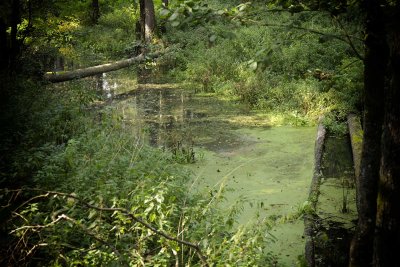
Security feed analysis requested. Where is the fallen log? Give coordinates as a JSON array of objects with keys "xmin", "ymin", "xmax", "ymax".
[
  {"xmin": 347, "ymin": 114, "xmax": 363, "ymax": 181},
  {"xmin": 44, "ymin": 53, "xmax": 157, "ymax": 83},
  {"xmin": 304, "ymin": 118, "xmax": 326, "ymax": 267}
]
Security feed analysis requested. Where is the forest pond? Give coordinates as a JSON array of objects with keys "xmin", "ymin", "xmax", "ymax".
[{"xmin": 103, "ymin": 79, "xmax": 316, "ymax": 266}]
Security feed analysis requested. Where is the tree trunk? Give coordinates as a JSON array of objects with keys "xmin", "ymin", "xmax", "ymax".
[
  {"xmin": 140, "ymin": 0, "xmax": 156, "ymax": 43},
  {"xmin": 373, "ymin": 10, "xmax": 400, "ymax": 266},
  {"xmin": 44, "ymin": 54, "xmax": 151, "ymax": 83},
  {"xmin": 349, "ymin": 0, "xmax": 388, "ymax": 266},
  {"xmin": 91, "ymin": 0, "xmax": 100, "ymax": 24},
  {"xmin": 10, "ymin": 0, "xmax": 21, "ymax": 71},
  {"xmin": 0, "ymin": 18, "xmax": 8, "ymax": 71}
]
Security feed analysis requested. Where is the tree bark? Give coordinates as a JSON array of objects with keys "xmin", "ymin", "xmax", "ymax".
[
  {"xmin": 348, "ymin": 114, "xmax": 363, "ymax": 181},
  {"xmin": 44, "ymin": 54, "xmax": 151, "ymax": 83},
  {"xmin": 140, "ymin": 0, "xmax": 156, "ymax": 43},
  {"xmin": 349, "ymin": 0, "xmax": 388, "ymax": 266},
  {"xmin": 373, "ymin": 9, "xmax": 400, "ymax": 266}
]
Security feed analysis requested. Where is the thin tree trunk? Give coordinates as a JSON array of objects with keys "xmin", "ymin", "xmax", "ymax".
[
  {"xmin": 10, "ymin": 0, "xmax": 21, "ymax": 71},
  {"xmin": 91, "ymin": 0, "xmax": 100, "ymax": 24},
  {"xmin": 349, "ymin": 0, "xmax": 388, "ymax": 266},
  {"xmin": 140, "ymin": 0, "xmax": 156, "ymax": 43},
  {"xmin": 373, "ymin": 12, "xmax": 400, "ymax": 266},
  {"xmin": 0, "ymin": 18, "xmax": 8, "ymax": 71}
]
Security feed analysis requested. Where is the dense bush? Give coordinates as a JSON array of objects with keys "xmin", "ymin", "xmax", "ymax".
[{"xmin": 161, "ymin": 7, "xmax": 363, "ymax": 126}]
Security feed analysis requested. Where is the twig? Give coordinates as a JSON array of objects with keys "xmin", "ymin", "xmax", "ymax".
[
  {"xmin": 333, "ymin": 16, "xmax": 364, "ymax": 60},
  {"xmin": 59, "ymin": 214, "xmax": 126, "ymax": 264},
  {"xmin": 3, "ymin": 188, "xmax": 209, "ymax": 266},
  {"xmin": 10, "ymin": 215, "xmax": 65, "ymax": 234},
  {"xmin": 245, "ymin": 19, "xmax": 363, "ymax": 44}
]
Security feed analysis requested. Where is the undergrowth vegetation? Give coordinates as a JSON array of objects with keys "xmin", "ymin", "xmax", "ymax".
[
  {"xmin": 1, "ymin": 0, "xmax": 365, "ymax": 265},
  {"xmin": 0, "ymin": 79, "xmax": 276, "ymax": 266},
  {"xmin": 160, "ymin": 3, "xmax": 363, "ymax": 130}
]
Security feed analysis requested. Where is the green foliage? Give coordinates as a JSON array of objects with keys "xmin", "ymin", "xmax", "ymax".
[
  {"xmin": 1, "ymin": 0, "xmax": 367, "ymax": 265},
  {"xmin": 1, "ymin": 75, "xmax": 277, "ymax": 266},
  {"xmin": 160, "ymin": 5, "xmax": 362, "ymax": 125}
]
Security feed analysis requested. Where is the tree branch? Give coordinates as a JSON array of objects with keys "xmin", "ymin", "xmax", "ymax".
[
  {"xmin": 4, "ymin": 188, "xmax": 209, "ymax": 266},
  {"xmin": 333, "ymin": 16, "xmax": 364, "ymax": 60},
  {"xmin": 245, "ymin": 19, "xmax": 363, "ymax": 45}
]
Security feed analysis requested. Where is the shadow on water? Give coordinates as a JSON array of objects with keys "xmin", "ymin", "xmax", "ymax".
[
  {"xmin": 314, "ymin": 135, "xmax": 357, "ymax": 267},
  {"xmin": 322, "ymin": 136, "xmax": 354, "ymax": 180},
  {"xmin": 313, "ymin": 220, "xmax": 354, "ymax": 267}
]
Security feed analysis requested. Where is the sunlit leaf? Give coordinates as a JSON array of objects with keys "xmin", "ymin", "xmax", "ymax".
[
  {"xmin": 171, "ymin": 21, "xmax": 180, "ymax": 27},
  {"xmin": 88, "ymin": 210, "xmax": 97, "ymax": 219},
  {"xmin": 169, "ymin": 12, "xmax": 179, "ymax": 21},
  {"xmin": 209, "ymin": 34, "xmax": 217, "ymax": 42},
  {"xmin": 159, "ymin": 9, "xmax": 170, "ymax": 17},
  {"xmin": 249, "ymin": 61, "xmax": 258, "ymax": 71}
]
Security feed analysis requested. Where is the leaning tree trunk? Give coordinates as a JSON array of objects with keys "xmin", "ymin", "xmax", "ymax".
[
  {"xmin": 373, "ymin": 11, "xmax": 400, "ymax": 266},
  {"xmin": 349, "ymin": 0, "xmax": 388, "ymax": 266}
]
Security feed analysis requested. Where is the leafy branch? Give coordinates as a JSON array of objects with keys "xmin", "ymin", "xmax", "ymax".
[
  {"xmin": 4, "ymin": 188, "xmax": 210, "ymax": 266},
  {"xmin": 332, "ymin": 15, "xmax": 364, "ymax": 60}
]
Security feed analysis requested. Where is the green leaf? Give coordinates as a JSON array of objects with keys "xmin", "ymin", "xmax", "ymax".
[
  {"xmin": 171, "ymin": 21, "xmax": 180, "ymax": 27},
  {"xmin": 88, "ymin": 210, "xmax": 97, "ymax": 220},
  {"xmin": 209, "ymin": 34, "xmax": 217, "ymax": 42},
  {"xmin": 249, "ymin": 61, "xmax": 258, "ymax": 71},
  {"xmin": 255, "ymin": 49, "xmax": 266, "ymax": 57},
  {"xmin": 169, "ymin": 12, "xmax": 179, "ymax": 21},
  {"xmin": 160, "ymin": 9, "xmax": 170, "ymax": 17},
  {"xmin": 149, "ymin": 213, "xmax": 156, "ymax": 222},
  {"xmin": 88, "ymin": 221, "xmax": 97, "ymax": 229}
]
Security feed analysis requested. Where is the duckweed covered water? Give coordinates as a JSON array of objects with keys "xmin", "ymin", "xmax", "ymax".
[{"xmin": 107, "ymin": 83, "xmax": 316, "ymax": 266}]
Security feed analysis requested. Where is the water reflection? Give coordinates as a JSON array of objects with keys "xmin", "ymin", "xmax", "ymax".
[
  {"xmin": 95, "ymin": 73, "xmax": 116, "ymax": 100},
  {"xmin": 109, "ymin": 86, "xmax": 202, "ymax": 162}
]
